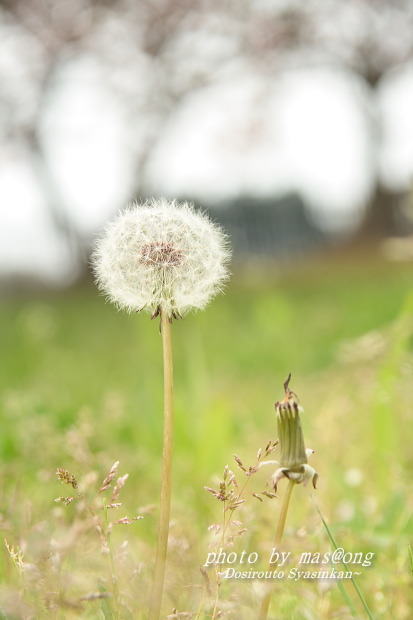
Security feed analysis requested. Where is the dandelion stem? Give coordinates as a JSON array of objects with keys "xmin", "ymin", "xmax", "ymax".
[
  {"xmin": 149, "ymin": 310, "xmax": 174, "ymax": 619},
  {"xmin": 258, "ymin": 479, "xmax": 295, "ymax": 620}
]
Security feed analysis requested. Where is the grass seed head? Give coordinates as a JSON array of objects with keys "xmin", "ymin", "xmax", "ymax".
[
  {"xmin": 56, "ymin": 468, "xmax": 78, "ymax": 489},
  {"xmin": 4, "ymin": 540, "xmax": 25, "ymax": 576},
  {"xmin": 98, "ymin": 460, "xmax": 119, "ymax": 494}
]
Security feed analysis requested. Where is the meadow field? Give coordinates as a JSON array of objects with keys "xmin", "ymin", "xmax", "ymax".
[{"xmin": 1, "ymin": 253, "xmax": 413, "ymax": 619}]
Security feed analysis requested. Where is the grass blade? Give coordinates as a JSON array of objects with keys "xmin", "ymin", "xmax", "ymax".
[
  {"xmin": 310, "ymin": 493, "xmax": 374, "ymax": 620},
  {"xmin": 408, "ymin": 544, "xmax": 413, "ymax": 579}
]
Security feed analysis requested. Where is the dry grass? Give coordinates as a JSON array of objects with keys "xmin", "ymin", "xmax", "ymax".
[{"xmin": 1, "ymin": 256, "xmax": 413, "ymax": 618}]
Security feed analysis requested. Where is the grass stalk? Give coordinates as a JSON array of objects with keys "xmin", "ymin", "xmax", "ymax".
[
  {"xmin": 149, "ymin": 311, "xmax": 174, "ymax": 619},
  {"xmin": 211, "ymin": 496, "xmax": 228, "ymax": 619},
  {"xmin": 408, "ymin": 544, "xmax": 413, "ymax": 580},
  {"xmin": 310, "ymin": 493, "xmax": 374, "ymax": 619},
  {"xmin": 103, "ymin": 498, "xmax": 119, "ymax": 620},
  {"xmin": 258, "ymin": 479, "xmax": 295, "ymax": 620}
]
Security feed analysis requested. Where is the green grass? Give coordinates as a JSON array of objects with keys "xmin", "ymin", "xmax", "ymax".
[{"xmin": 1, "ymin": 254, "xmax": 413, "ymax": 618}]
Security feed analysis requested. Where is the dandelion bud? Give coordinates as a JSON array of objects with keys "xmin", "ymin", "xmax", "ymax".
[
  {"xmin": 92, "ymin": 198, "xmax": 231, "ymax": 318},
  {"xmin": 272, "ymin": 374, "xmax": 318, "ymax": 492}
]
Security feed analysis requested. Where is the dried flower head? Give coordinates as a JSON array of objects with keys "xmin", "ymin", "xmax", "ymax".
[
  {"xmin": 56, "ymin": 468, "xmax": 78, "ymax": 489},
  {"xmin": 5, "ymin": 540, "xmax": 25, "ymax": 576},
  {"xmin": 272, "ymin": 374, "xmax": 318, "ymax": 492},
  {"xmin": 92, "ymin": 199, "xmax": 231, "ymax": 318}
]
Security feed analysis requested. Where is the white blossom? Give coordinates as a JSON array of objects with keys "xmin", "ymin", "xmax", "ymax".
[{"xmin": 92, "ymin": 198, "xmax": 231, "ymax": 317}]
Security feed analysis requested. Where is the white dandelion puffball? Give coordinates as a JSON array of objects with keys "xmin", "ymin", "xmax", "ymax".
[{"xmin": 92, "ymin": 199, "xmax": 231, "ymax": 317}]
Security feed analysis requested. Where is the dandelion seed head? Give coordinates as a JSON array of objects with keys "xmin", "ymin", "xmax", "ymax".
[{"xmin": 92, "ymin": 198, "xmax": 231, "ymax": 317}]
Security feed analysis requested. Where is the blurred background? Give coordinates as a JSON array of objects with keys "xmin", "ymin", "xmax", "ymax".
[
  {"xmin": 2, "ymin": 0, "xmax": 413, "ymax": 287},
  {"xmin": 2, "ymin": 2, "xmax": 413, "ymax": 617}
]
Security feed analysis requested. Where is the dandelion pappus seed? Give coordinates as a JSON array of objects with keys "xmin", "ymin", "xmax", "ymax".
[
  {"xmin": 140, "ymin": 241, "xmax": 184, "ymax": 268},
  {"xmin": 91, "ymin": 198, "xmax": 231, "ymax": 319}
]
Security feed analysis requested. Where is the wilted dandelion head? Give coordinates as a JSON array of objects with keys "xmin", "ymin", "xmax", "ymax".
[
  {"xmin": 272, "ymin": 374, "xmax": 318, "ymax": 492},
  {"xmin": 92, "ymin": 198, "xmax": 231, "ymax": 318}
]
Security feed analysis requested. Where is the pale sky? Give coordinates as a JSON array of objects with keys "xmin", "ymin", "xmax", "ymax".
[
  {"xmin": 144, "ymin": 66, "xmax": 375, "ymax": 233},
  {"xmin": 379, "ymin": 62, "xmax": 413, "ymax": 191},
  {"xmin": 2, "ymin": 57, "xmax": 413, "ymax": 282}
]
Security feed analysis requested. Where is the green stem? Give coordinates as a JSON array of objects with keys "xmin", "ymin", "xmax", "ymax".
[
  {"xmin": 311, "ymin": 494, "xmax": 374, "ymax": 620},
  {"xmin": 211, "ymin": 473, "xmax": 254, "ymax": 617},
  {"xmin": 149, "ymin": 311, "xmax": 174, "ymax": 620},
  {"xmin": 211, "ymin": 499, "xmax": 227, "ymax": 619},
  {"xmin": 103, "ymin": 498, "xmax": 119, "ymax": 619},
  {"xmin": 258, "ymin": 479, "xmax": 295, "ymax": 620}
]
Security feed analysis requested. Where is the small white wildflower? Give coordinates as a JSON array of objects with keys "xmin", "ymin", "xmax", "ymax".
[{"xmin": 92, "ymin": 198, "xmax": 231, "ymax": 318}]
